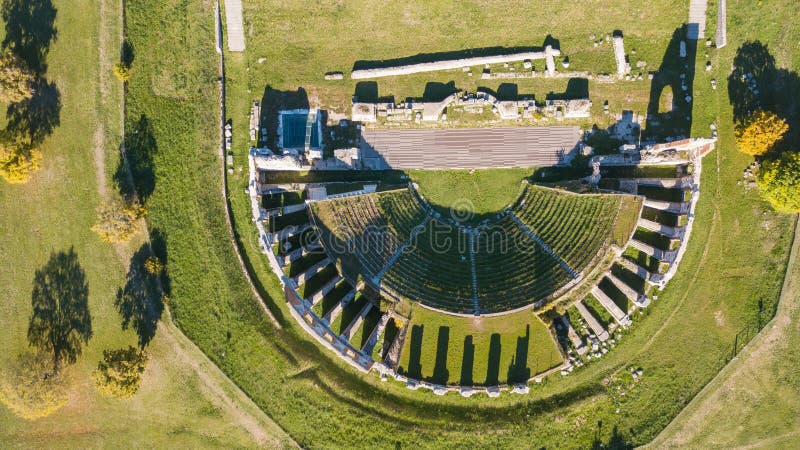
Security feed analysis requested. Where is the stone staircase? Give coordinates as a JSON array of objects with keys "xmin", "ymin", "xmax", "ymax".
[
  {"xmin": 591, "ymin": 286, "xmax": 632, "ymax": 327},
  {"xmin": 575, "ymin": 301, "xmax": 609, "ymax": 342},
  {"xmin": 341, "ymin": 301, "xmax": 373, "ymax": 341}
]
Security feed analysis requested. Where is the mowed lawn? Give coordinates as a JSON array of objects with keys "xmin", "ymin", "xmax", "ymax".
[
  {"xmin": 398, "ymin": 307, "xmax": 563, "ymax": 385},
  {"xmin": 239, "ymin": 0, "xmax": 689, "ymax": 128},
  {"xmin": 0, "ymin": 0, "xmax": 289, "ymax": 447},
  {"xmin": 409, "ymin": 168, "xmax": 530, "ymax": 220}
]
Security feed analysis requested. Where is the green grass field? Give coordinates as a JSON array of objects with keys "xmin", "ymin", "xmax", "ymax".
[
  {"xmin": 409, "ymin": 168, "xmax": 530, "ymax": 220},
  {"xmin": 0, "ymin": 0, "xmax": 290, "ymax": 447},
  {"xmin": 110, "ymin": 0, "xmax": 800, "ymax": 447},
  {"xmin": 238, "ymin": 0, "xmax": 689, "ymax": 130},
  {"xmin": 398, "ymin": 306, "xmax": 563, "ymax": 385}
]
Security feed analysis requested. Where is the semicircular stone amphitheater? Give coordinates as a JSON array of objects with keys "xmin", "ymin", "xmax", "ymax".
[
  {"xmin": 250, "ymin": 142, "xmax": 712, "ymax": 391},
  {"xmin": 310, "ymin": 184, "xmax": 639, "ymax": 315}
]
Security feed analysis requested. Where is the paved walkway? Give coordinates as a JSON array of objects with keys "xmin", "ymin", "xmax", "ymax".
[
  {"xmin": 687, "ymin": 0, "xmax": 708, "ymax": 40},
  {"xmin": 224, "ymin": 0, "xmax": 245, "ymax": 51},
  {"xmin": 359, "ymin": 126, "xmax": 581, "ymax": 169}
]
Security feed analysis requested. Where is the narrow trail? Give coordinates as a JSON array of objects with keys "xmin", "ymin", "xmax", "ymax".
[
  {"xmin": 159, "ymin": 309, "xmax": 296, "ymax": 447},
  {"xmin": 93, "ymin": 0, "xmax": 110, "ymax": 200}
]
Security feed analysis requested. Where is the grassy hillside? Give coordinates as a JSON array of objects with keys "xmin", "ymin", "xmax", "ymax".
[
  {"xmin": 0, "ymin": 0, "xmax": 289, "ymax": 446},
  {"xmin": 120, "ymin": 0, "xmax": 800, "ymax": 448}
]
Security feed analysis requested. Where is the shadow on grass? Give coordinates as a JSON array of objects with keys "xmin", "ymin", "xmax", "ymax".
[
  {"xmin": 406, "ymin": 324, "xmax": 424, "ymax": 380},
  {"xmin": 430, "ymin": 326, "xmax": 449, "ymax": 384},
  {"xmin": 728, "ymin": 40, "xmax": 800, "ymax": 150},
  {"xmin": 116, "ymin": 114, "xmax": 157, "ymax": 204},
  {"xmin": 1, "ymin": 0, "xmax": 57, "ymax": 73},
  {"xmin": 506, "ymin": 325, "xmax": 530, "ymax": 384},
  {"xmin": 5, "ymin": 77, "xmax": 61, "ymax": 146},
  {"xmin": 644, "ymin": 25, "xmax": 697, "ymax": 142},
  {"xmin": 591, "ymin": 423, "xmax": 632, "ymax": 450},
  {"xmin": 115, "ymin": 244, "xmax": 165, "ymax": 348},
  {"xmin": 459, "ymin": 335, "xmax": 474, "ymax": 386},
  {"xmin": 1, "ymin": 0, "xmax": 61, "ymax": 150},
  {"xmin": 485, "ymin": 333, "xmax": 501, "ymax": 385},
  {"xmin": 27, "ymin": 247, "xmax": 92, "ymax": 371}
]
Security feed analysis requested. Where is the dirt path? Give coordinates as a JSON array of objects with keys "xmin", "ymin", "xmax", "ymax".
[
  {"xmin": 93, "ymin": 0, "xmax": 110, "ymax": 200},
  {"xmin": 96, "ymin": 0, "xmax": 293, "ymax": 444},
  {"xmin": 159, "ymin": 310, "xmax": 297, "ymax": 447}
]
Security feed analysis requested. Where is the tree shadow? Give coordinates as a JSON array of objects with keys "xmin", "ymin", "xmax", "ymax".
[
  {"xmin": 728, "ymin": 41, "xmax": 800, "ymax": 150},
  {"xmin": 644, "ymin": 26, "xmax": 697, "ymax": 142},
  {"xmin": 430, "ymin": 326, "xmax": 449, "ymax": 384},
  {"xmin": 485, "ymin": 333, "xmax": 501, "ymax": 385},
  {"xmin": 5, "ymin": 77, "xmax": 61, "ymax": 146},
  {"xmin": 115, "ymin": 114, "xmax": 157, "ymax": 203},
  {"xmin": 405, "ymin": 324, "xmax": 424, "ymax": 380},
  {"xmin": 149, "ymin": 228, "xmax": 171, "ymax": 296},
  {"xmin": 120, "ymin": 39, "xmax": 134, "ymax": 67},
  {"xmin": 506, "ymin": 325, "xmax": 530, "ymax": 383},
  {"xmin": 459, "ymin": 335, "xmax": 474, "ymax": 386},
  {"xmin": 1, "ymin": 0, "xmax": 57, "ymax": 73},
  {"xmin": 115, "ymin": 244, "xmax": 165, "ymax": 348},
  {"xmin": 27, "ymin": 247, "xmax": 92, "ymax": 371}
]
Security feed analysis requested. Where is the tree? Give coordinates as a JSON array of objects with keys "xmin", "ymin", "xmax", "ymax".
[
  {"xmin": 0, "ymin": 51, "xmax": 34, "ymax": 103},
  {"xmin": 0, "ymin": 352, "xmax": 68, "ymax": 420},
  {"xmin": 735, "ymin": 110, "xmax": 789, "ymax": 156},
  {"xmin": 143, "ymin": 256, "xmax": 164, "ymax": 275},
  {"xmin": 0, "ymin": 139, "xmax": 41, "ymax": 183},
  {"xmin": 112, "ymin": 62, "xmax": 130, "ymax": 82},
  {"xmin": 757, "ymin": 151, "xmax": 800, "ymax": 213},
  {"xmin": 92, "ymin": 346, "xmax": 148, "ymax": 399},
  {"xmin": 28, "ymin": 247, "xmax": 93, "ymax": 371},
  {"xmin": 91, "ymin": 200, "xmax": 146, "ymax": 243}
]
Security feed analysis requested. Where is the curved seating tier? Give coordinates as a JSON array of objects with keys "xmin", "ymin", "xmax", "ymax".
[
  {"xmin": 473, "ymin": 217, "xmax": 572, "ymax": 312},
  {"xmin": 313, "ymin": 190, "xmax": 427, "ymax": 280},
  {"xmin": 514, "ymin": 185, "xmax": 620, "ymax": 274},
  {"xmin": 313, "ymin": 185, "xmax": 626, "ymax": 315},
  {"xmin": 383, "ymin": 220, "xmax": 475, "ymax": 313}
]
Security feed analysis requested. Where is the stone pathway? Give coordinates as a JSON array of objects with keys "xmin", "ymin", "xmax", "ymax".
[
  {"xmin": 224, "ymin": 0, "xmax": 245, "ymax": 51},
  {"xmin": 687, "ymin": 0, "xmax": 708, "ymax": 40}
]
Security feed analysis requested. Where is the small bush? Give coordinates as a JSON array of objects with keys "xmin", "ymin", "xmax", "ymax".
[
  {"xmin": 0, "ymin": 52, "xmax": 35, "ymax": 103},
  {"xmin": 143, "ymin": 256, "xmax": 164, "ymax": 275},
  {"xmin": 757, "ymin": 151, "xmax": 800, "ymax": 213},
  {"xmin": 0, "ymin": 144, "xmax": 41, "ymax": 184},
  {"xmin": 91, "ymin": 200, "xmax": 147, "ymax": 243},
  {"xmin": 113, "ymin": 62, "xmax": 131, "ymax": 82},
  {"xmin": 93, "ymin": 346, "xmax": 148, "ymax": 399},
  {"xmin": 0, "ymin": 352, "xmax": 68, "ymax": 420}
]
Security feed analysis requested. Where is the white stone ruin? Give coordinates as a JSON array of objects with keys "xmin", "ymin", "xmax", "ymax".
[
  {"xmin": 612, "ymin": 35, "xmax": 630, "ymax": 77},
  {"xmin": 544, "ymin": 45, "xmax": 557, "ymax": 77}
]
